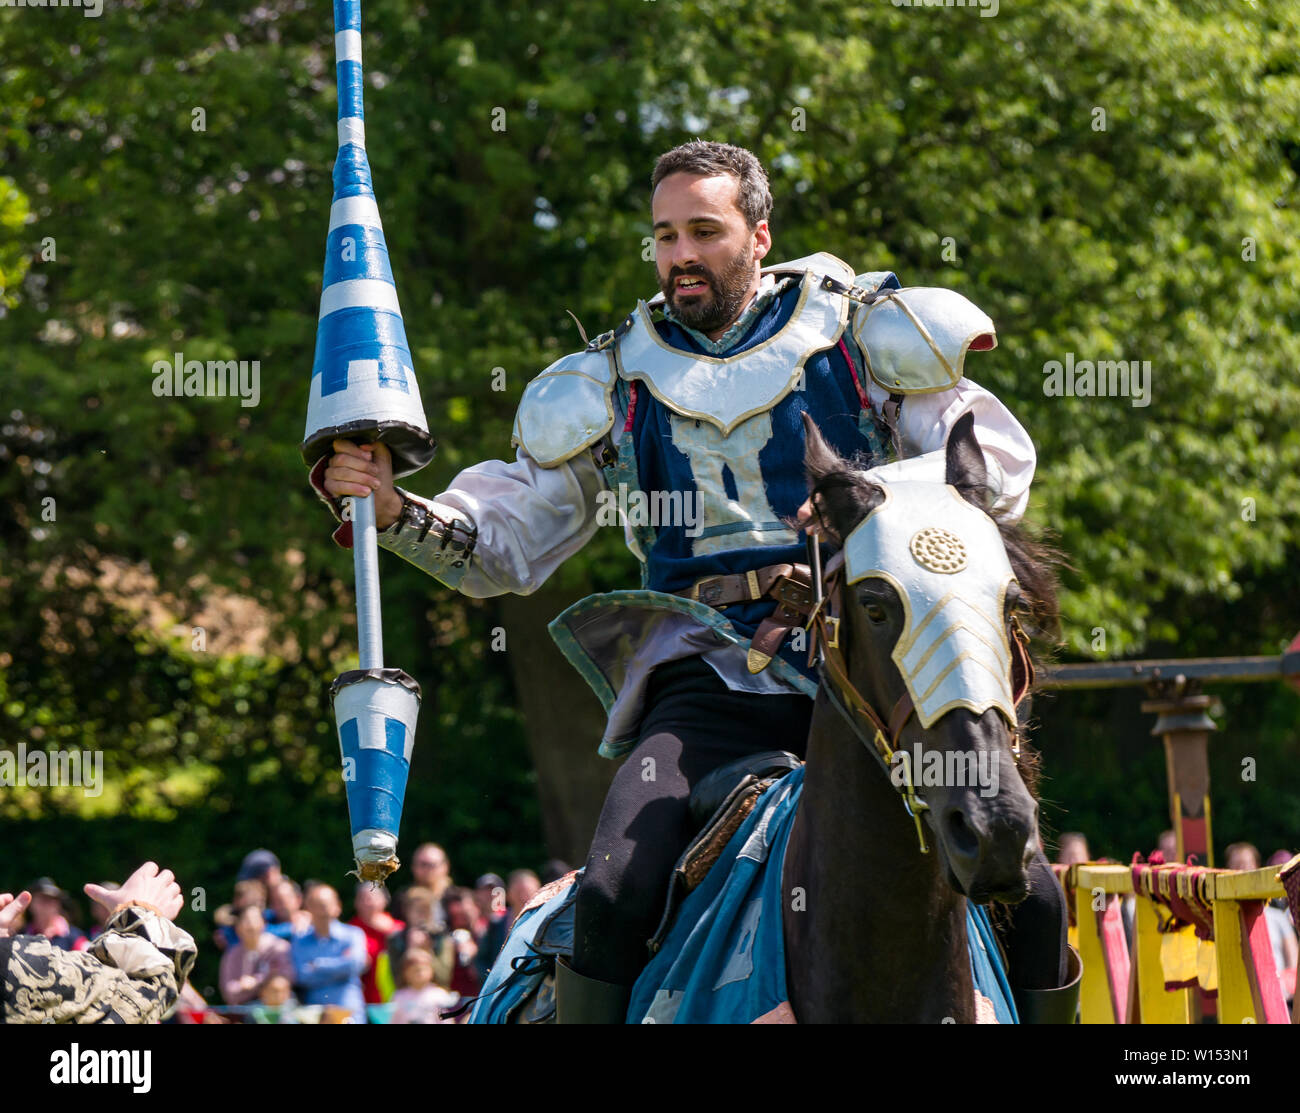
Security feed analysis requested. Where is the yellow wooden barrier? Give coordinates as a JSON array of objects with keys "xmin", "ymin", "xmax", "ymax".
[
  {"xmin": 1204, "ymin": 864, "xmax": 1292, "ymax": 1024},
  {"xmin": 1062, "ymin": 860, "xmax": 1293, "ymax": 1024}
]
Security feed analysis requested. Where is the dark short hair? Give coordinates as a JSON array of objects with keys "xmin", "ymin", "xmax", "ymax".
[{"xmin": 651, "ymin": 140, "xmax": 773, "ymax": 230}]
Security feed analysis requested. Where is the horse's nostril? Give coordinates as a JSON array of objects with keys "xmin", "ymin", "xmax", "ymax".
[{"xmin": 944, "ymin": 808, "xmax": 980, "ymax": 860}]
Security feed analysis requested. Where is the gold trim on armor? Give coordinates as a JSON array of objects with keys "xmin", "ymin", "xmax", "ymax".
[{"xmin": 619, "ymin": 266, "xmax": 852, "ymax": 436}]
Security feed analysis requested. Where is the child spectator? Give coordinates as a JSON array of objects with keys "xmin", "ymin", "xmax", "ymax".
[{"xmin": 388, "ymin": 948, "xmax": 458, "ymax": 1024}]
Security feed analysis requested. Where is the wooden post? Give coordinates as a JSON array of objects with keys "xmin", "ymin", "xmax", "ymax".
[
  {"xmin": 1075, "ymin": 865, "xmax": 1132, "ymax": 1023},
  {"xmin": 1141, "ymin": 680, "xmax": 1217, "ymax": 867},
  {"xmin": 1208, "ymin": 865, "xmax": 1291, "ymax": 1024}
]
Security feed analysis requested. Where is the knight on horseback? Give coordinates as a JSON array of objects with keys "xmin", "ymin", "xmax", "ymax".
[{"xmin": 310, "ymin": 140, "xmax": 1077, "ymax": 1023}]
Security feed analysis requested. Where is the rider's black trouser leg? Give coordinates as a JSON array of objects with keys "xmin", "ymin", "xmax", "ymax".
[
  {"xmin": 571, "ymin": 657, "xmax": 813, "ymax": 986},
  {"xmin": 1002, "ymin": 849, "xmax": 1069, "ymax": 990}
]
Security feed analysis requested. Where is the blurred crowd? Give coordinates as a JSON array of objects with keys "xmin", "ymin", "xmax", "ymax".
[{"xmin": 6, "ymin": 845, "xmax": 573, "ymax": 1024}]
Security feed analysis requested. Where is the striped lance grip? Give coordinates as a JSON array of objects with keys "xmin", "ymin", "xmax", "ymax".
[
  {"xmin": 301, "ymin": 0, "xmax": 436, "ymax": 478},
  {"xmin": 332, "ymin": 669, "xmax": 421, "ymax": 882}
]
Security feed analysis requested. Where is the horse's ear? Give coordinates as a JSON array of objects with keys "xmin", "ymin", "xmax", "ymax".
[
  {"xmin": 801, "ymin": 412, "xmax": 881, "ymax": 543},
  {"xmin": 802, "ymin": 412, "xmax": 841, "ymax": 486},
  {"xmin": 945, "ymin": 411, "xmax": 991, "ymax": 508}
]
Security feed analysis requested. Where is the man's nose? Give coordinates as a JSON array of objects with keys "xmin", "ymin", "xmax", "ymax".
[{"xmin": 671, "ymin": 238, "xmax": 700, "ymax": 272}]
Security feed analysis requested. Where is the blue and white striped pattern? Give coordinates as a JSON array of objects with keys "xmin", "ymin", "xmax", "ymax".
[
  {"xmin": 334, "ymin": 673, "xmax": 420, "ymax": 844},
  {"xmin": 303, "ymin": 0, "xmax": 434, "ymax": 477}
]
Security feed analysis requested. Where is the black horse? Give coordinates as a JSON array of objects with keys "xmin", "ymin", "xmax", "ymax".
[{"xmin": 781, "ymin": 412, "xmax": 1064, "ymax": 1022}]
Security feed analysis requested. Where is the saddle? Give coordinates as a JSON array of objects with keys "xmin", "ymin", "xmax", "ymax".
[
  {"xmin": 477, "ymin": 751, "xmax": 803, "ymax": 1022},
  {"xmin": 650, "ymin": 749, "xmax": 803, "ymax": 954}
]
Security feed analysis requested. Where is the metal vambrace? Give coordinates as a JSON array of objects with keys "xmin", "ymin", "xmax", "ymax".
[{"xmin": 377, "ymin": 488, "xmax": 478, "ymax": 589}]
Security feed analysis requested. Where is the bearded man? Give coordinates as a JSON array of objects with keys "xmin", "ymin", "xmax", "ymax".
[{"xmin": 311, "ymin": 140, "xmax": 1074, "ymax": 1023}]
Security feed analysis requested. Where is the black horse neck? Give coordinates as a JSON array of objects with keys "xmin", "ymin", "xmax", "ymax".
[{"xmin": 783, "ymin": 689, "xmax": 975, "ymax": 1022}]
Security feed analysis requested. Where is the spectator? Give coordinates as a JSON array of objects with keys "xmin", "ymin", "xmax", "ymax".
[
  {"xmin": 398, "ymin": 844, "xmax": 452, "ymax": 927},
  {"xmin": 20, "ymin": 878, "xmax": 90, "ymax": 952},
  {"xmin": 443, "ymin": 886, "xmax": 482, "ymax": 997},
  {"xmin": 250, "ymin": 974, "xmax": 297, "ymax": 1024},
  {"xmin": 505, "ymin": 869, "xmax": 540, "ymax": 932},
  {"xmin": 213, "ymin": 878, "xmax": 269, "ymax": 951},
  {"xmin": 1156, "ymin": 829, "xmax": 1178, "ymax": 862},
  {"xmin": 267, "ymin": 877, "xmax": 311, "ymax": 940},
  {"xmin": 237, "ymin": 849, "xmax": 282, "ymax": 891},
  {"xmin": 0, "ymin": 861, "xmax": 195, "ymax": 1023},
  {"xmin": 444, "ymin": 886, "xmax": 484, "ymax": 939},
  {"xmin": 219, "ymin": 903, "xmax": 293, "ymax": 1006},
  {"xmin": 474, "ymin": 873, "xmax": 509, "ymax": 978},
  {"xmin": 387, "ymin": 886, "xmax": 459, "ymax": 990},
  {"xmin": 348, "ymin": 881, "xmax": 404, "ymax": 1004},
  {"xmin": 388, "ymin": 948, "xmax": 458, "ymax": 1025},
  {"xmin": 290, "ymin": 884, "xmax": 368, "ymax": 1023},
  {"xmin": 1054, "ymin": 833, "xmax": 1090, "ymax": 868}
]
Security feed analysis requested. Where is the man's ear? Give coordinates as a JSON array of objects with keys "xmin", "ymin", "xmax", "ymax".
[{"xmin": 945, "ymin": 411, "xmax": 990, "ymax": 507}]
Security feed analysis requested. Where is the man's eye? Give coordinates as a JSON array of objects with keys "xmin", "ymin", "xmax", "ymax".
[{"xmin": 697, "ymin": 230, "xmax": 713, "ymax": 238}]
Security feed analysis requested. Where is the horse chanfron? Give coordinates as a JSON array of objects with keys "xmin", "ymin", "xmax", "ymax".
[{"xmin": 801, "ymin": 410, "xmax": 1048, "ymax": 906}]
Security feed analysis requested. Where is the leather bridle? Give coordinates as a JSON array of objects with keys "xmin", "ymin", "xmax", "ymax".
[{"xmin": 803, "ymin": 535, "xmax": 1036, "ymax": 854}]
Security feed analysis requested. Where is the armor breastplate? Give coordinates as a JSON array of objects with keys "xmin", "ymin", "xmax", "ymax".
[{"xmin": 617, "ymin": 253, "xmax": 855, "ymax": 434}]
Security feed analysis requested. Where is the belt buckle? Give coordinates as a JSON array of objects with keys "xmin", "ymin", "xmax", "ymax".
[{"xmin": 693, "ymin": 577, "xmax": 727, "ymax": 607}]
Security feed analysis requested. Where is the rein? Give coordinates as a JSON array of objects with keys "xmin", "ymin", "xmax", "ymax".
[{"xmin": 803, "ymin": 535, "xmax": 1034, "ymax": 855}]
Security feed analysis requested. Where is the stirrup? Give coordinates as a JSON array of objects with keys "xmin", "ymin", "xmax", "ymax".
[
  {"xmin": 1013, "ymin": 945, "xmax": 1082, "ymax": 1024},
  {"xmin": 555, "ymin": 956, "xmax": 634, "ymax": 1025}
]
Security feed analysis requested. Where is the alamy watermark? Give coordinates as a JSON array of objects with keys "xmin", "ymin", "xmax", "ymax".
[
  {"xmin": 152, "ymin": 353, "xmax": 261, "ymax": 408},
  {"xmin": 0, "ymin": 745, "xmax": 103, "ymax": 797},
  {"xmin": 1042, "ymin": 352, "xmax": 1151, "ymax": 408},
  {"xmin": 890, "ymin": 743, "xmax": 999, "ymax": 799},
  {"xmin": 596, "ymin": 483, "xmax": 703, "ymax": 537},
  {"xmin": 2, "ymin": 0, "xmax": 103, "ymax": 17},
  {"xmin": 891, "ymin": 0, "xmax": 999, "ymax": 18}
]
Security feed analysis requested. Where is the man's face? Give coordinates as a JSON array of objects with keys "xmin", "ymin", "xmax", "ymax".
[
  {"xmin": 413, "ymin": 848, "xmax": 446, "ymax": 883},
  {"xmin": 1227, "ymin": 848, "xmax": 1259, "ymax": 872},
  {"xmin": 651, "ymin": 172, "xmax": 770, "ymax": 336},
  {"xmin": 475, "ymin": 884, "xmax": 505, "ymax": 917},
  {"xmin": 30, "ymin": 893, "xmax": 60, "ymax": 927},
  {"xmin": 271, "ymin": 880, "xmax": 300, "ymax": 918},
  {"xmin": 306, "ymin": 886, "xmax": 340, "ymax": 924},
  {"xmin": 354, "ymin": 883, "xmax": 386, "ymax": 919}
]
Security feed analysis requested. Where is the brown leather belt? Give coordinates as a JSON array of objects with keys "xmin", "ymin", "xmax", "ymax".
[{"xmin": 675, "ymin": 563, "xmax": 815, "ymax": 674}]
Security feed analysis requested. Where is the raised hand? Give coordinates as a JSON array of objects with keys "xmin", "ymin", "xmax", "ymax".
[
  {"xmin": 0, "ymin": 891, "xmax": 32, "ymax": 938},
  {"xmin": 85, "ymin": 861, "xmax": 184, "ymax": 922}
]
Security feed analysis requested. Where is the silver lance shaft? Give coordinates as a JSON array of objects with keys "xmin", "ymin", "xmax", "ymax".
[{"xmin": 351, "ymin": 492, "xmax": 384, "ymax": 669}]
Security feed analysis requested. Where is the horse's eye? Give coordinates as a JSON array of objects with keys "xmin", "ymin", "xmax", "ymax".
[{"xmin": 864, "ymin": 602, "xmax": 888, "ymax": 624}]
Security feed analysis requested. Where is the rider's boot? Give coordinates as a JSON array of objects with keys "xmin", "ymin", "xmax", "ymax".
[
  {"xmin": 1013, "ymin": 944, "xmax": 1082, "ymax": 1023},
  {"xmin": 555, "ymin": 956, "xmax": 633, "ymax": 1024}
]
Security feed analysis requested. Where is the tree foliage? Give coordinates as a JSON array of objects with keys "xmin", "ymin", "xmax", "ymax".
[{"xmin": 2, "ymin": 0, "xmax": 1298, "ymax": 916}]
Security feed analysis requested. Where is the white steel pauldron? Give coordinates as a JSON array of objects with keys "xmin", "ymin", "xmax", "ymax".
[{"xmin": 510, "ymin": 252, "xmax": 998, "ymax": 468}]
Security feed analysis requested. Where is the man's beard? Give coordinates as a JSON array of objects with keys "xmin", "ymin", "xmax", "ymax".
[{"xmin": 659, "ymin": 244, "xmax": 756, "ymax": 334}]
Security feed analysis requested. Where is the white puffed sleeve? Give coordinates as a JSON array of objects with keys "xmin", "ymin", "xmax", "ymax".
[
  {"xmin": 378, "ymin": 446, "xmax": 608, "ymax": 598},
  {"xmin": 866, "ymin": 376, "xmax": 1036, "ymax": 522}
]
